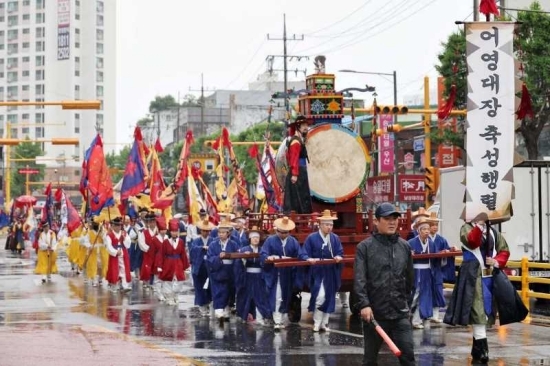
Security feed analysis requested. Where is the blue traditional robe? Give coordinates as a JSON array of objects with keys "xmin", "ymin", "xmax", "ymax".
[
  {"xmin": 408, "ymin": 235, "xmax": 446, "ymax": 320},
  {"xmin": 260, "ymin": 234, "xmax": 307, "ymax": 314},
  {"xmin": 430, "ymin": 233, "xmax": 456, "ymax": 283},
  {"xmin": 301, "ymin": 231, "xmax": 344, "ymax": 313},
  {"xmin": 231, "ymin": 229, "xmax": 249, "ymax": 248},
  {"xmin": 234, "ymin": 244, "xmax": 270, "ymax": 321},
  {"xmin": 206, "ymin": 237, "xmax": 240, "ymax": 309},
  {"xmin": 190, "ymin": 235, "xmax": 214, "ymax": 306}
]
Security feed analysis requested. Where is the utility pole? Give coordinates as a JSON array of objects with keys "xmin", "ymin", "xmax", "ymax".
[
  {"xmin": 189, "ymin": 73, "xmax": 215, "ymax": 136},
  {"xmin": 267, "ymin": 14, "xmax": 306, "ymax": 120},
  {"xmin": 474, "ymin": 0, "xmax": 480, "ymax": 21}
]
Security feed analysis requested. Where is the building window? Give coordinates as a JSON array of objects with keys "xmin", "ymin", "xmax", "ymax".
[
  {"xmin": 7, "ymin": 114, "xmax": 17, "ymax": 123},
  {"xmin": 0, "ymin": 17, "xmax": 5, "ymax": 23},
  {"xmin": 75, "ymin": 113, "xmax": 80, "ymax": 133},
  {"xmin": 74, "ymin": 85, "xmax": 80, "ymax": 99},
  {"xmin": 22, "ymin": 70, "xmax": 29, "ymax": 77},
  {"xmin": 7, "ymin": 57, "xmax": 17, "ymax": 68},
  {"xmin": 35, "ymin": 55, "xmax": 44, "ymax": 66},
  {"xmin": 23, "ymin": 0, "xmax": 30, "ymax": 6},
  {"xmin": 36, "ymin": 0, "xmax": 45, "ymax": 10},
  {"xmin": 35, "ymin": 127, "xmax": 44, "ymax": 138},
  {"xmin": 35, "ymin": 40, "xmax": 44, "ymax": 52},
  {"xmin": 96, "ymin": 71, "xmax": 103, "ymax": 82},
  {"xmin": 75, "ymin": 70, "xmax": 79, "ymax": 77},
  {"xmin": 22, "ymin": 113, "xmax": 29, "ymax": 120},
  {"xmin": 36, "ymin": 13, "xmax": 44, "ymax": 24},
  {"xmin": 8, "ymin": 15, "xmax": 18, "ymax": 27},
  {"xmin": 22, "ymin": 28, "xmax": 30, "ymax": 34},
  {"xmin": 35, "ymin": 84, "xmax": 44, "ymax": 95},
  {"xmin": 75, "ymin": 42, "xmax": 80, "ymax": 48},
  {"xmin": 22, "ymin": 85, "xmax": 29, "ymax": 91},
  {"xmin": 7, "ymin": 71, "xmax": 17, "ymax": 83},
  {"xmin": 97, "ymin": 1, "xmax": 104, "ymax": 13},
  {"xmin": 36, "ymin": 27, "xmax": 45, "ymax": 38},
  {"xmin": 96, "ymin": 29, "xmax": 103, "ymax": 41},
  {"xmin": 7, "ymin": 2, "xmax": 19, "ymax": 13},
  {"xmin": 96, "ymin": 113, "xmax": 103, "ymax": 126},
  {"xmin": 7, "ymin": 43, "xmax": 18, "ymax": 54},
  {"xmin": 96, "ymin": 43, "xmax": 103, "ymax": 54},
  {"xmin": 97, "ymin": 15, "xmax": 103, "ymax": 26},
  {"xmin": 35, "ymin": 112, "xmax": 44, "ymax": 123},
  {"xmin": 96, "ymin": 57, "xmax": 103, "ymax": 69},
  {"xmin": 7, "ymin": 29, "xmax": 17, "ymax": 41},
  {"xmin": 96, "ymin": 85, "xmax": 103, "ymax": 97},
  {"xmin": 22, "ymin": 14, "xmax": 30, "ymax": 21},
  {"xmin": 22, "ymin": 56, "xmax": 29, "ymax": 63},
  {"xmin": 75, "ymin": 28, "xmax": 80, "ymax": 35},
  {"xmin": 35, "ymin": 69, "xmax": 44, "ymax": 81},
  {"xmin": 22, "ymin": 42, "xmax": 29, "ymax": 49}
]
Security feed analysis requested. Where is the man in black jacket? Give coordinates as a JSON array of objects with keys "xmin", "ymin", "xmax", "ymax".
[{"xmin": 354, "ymin": 202, "xmax": 415, "ymax": 366}]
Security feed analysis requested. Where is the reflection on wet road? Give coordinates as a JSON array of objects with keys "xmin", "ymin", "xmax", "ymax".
[{"xmin": 2, "ymin": 250, "xmax": 550, "ymax": 365}]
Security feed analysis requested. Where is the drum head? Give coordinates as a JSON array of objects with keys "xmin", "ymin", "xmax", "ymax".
[{"xmin": 275, "ymin": 124, "xmax": 369, "ymax": 203}]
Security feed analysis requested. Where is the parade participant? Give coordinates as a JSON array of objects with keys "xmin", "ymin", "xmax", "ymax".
[
  {"xmin": 235, "ymin": 226, "xmax": 271, "ymax": 325},
  {"xmin": 406, "ymin": 207, "xmax": 430, "ymax": 240},
  {"xmin": 408, "ymin": 217, "xmax": 446, "ymax": 329},
  {"xmin": 354, "ymin": 202, "xmax": 415, "ymax": 366},
  {"xmin": 260, "ymin": 216, "xmax": 308, "ymax": 330},
  {"xmin": 123, "ymin": 215, "xmax": 141, "ymax": 279},
  {"xmin": 175, "ymin": 213, "xmax": 196, "ymax": 249},
  {"xmin": 152, "ymin": 217, "xmax": 168, "ymax": 300},
  {"xmin": 138, "ymin": 213, "xmax": 158, "ymax": 289},
  {"xmin": 156, "ymin": 219, "xmax": 190, "ymax": 305},
  {"xmin": 209, "ymin": 213, "xmax": 234, "ymax": 239},
  {"xmin": 104, "ymin": 217, "xmax": 132, "ymax": 292},
  {"xmin": 81, "ymin": 218, "xmax": 108, "ymax": 287},
  {"xmin": 35, "ymin": 221, "xmax": 58, "ymax": 283},
  {"xmin": 231, "ymin": 216, "xmax": 249, "ymax": 248},
  {"xmin": 206, "ymin": 217, "xmax": 240, "ymax": 322},
  {"xmin": 68, "ymin": 219, "xmax": 87, "ymax": 273},
  {"xmin": 427, "ymin": 212, "xmax": 457, "ymax": 284},
  {"xmin": 283, "ymin": 115, "xmax": 313, "ymax": 214},
  {"xmin": 189, "ymin": 218, "xmax": 215, "ymax": 316},
  {"xmin": 11, "ymin": 215, "xmax": 25, "ymax": 254},
  {"xmin": 301, "ymin": 210, "xmax": 344, "ymax": 332},
  {"xmin": 444, "ymin": 212, "xmax": 510, "ymax": 364}
]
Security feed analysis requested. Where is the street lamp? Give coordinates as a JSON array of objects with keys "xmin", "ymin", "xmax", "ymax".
[{"xmin": 339, "ymin": 69, "xmax": 399, "ymax": 204}]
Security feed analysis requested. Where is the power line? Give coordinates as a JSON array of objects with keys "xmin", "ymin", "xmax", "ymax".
[
  {"xmin": 267, "ymin": 14, "xmax": 306, "ymax": 118},
  {"xmin": 221, "ymin": 39, "xmax": 267, "ymax": 90},
  {"xmin": 303, "ymin": 0, "xmax": 374, "ymax": 36}
]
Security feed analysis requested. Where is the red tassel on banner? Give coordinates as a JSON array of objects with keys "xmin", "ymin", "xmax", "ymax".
[
  {"xmin": 437, "ymin": 85, "xmax": 456, "ymax": 120},
  {"xmin": 479, "ymin": 0, "xmax": 499, "ymax": 16},
  {"xmin": 516, "ymin": 83, "xmax": 535, "ymax": 120}
]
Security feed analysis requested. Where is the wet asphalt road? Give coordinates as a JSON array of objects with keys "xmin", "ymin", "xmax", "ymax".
[{"xmin": 2, "ymin": 248, "xmax": 550, "ymax": 365}]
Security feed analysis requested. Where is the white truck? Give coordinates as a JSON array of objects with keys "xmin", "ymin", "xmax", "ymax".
[{"xmin": 429, "ymin": 161, "xmax": 550, "ymax": 264}]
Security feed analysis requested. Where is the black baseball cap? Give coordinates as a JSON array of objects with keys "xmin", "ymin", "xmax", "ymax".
[{"xmin": 375, "ymin": 203, "xmax": 401, "ymax": 218}]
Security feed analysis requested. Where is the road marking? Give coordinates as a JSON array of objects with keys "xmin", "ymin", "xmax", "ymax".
[{"xmin": 43, "ymin": 297, "xmax": 55, "ymax": 307}]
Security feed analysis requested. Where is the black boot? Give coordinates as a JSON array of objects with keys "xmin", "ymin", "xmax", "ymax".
[{"xmin": 471, "ymin": 337, "xmax": 489, "ymax": 364}]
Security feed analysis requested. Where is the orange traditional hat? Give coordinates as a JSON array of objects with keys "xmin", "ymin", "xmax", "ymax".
[
  {"xmin": 412, "ymin": 207, "xmax": 430, "ymax": 221},
  {"xmin": 273, "ymin": 216, "xmax": 296, "ymax": 231},
  {"xmin": 217, "ymin": 217, "xmax": 234, "ymax": 230},
  {"xmin": 317, "ymin": 209, "xmax": 337, "ymax": 222},
  {"xmin": 427, "ymin": 211, "xmax": 441, "ymax": 223},
  {"xmin": 414, "ymin": 217, "xmax": 432, "ymax": 230}
]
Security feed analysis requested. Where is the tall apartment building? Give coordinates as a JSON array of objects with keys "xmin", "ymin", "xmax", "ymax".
[{"xmin": 0, "ymin": 0, "xmax": 116, "ymax": 179}]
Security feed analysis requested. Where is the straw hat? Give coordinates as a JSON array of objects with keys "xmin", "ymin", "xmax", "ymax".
[
  {"xmin": 414, "ymin": 217, "xmax": 432, "ymax": 230},
  {"xmin": 273, "ymin": 216, "xmax": 296, "ymax": 231},
  {"xmin": 317, "ymin": 209, "xmax": 337, "ymax": 222},
  {"xmin": 427, "ymin": 211, "xmax": 441, "ymax": 223},
  {"xmin": 412, "ymin": 207, "xmax": 430, "ymax": 220},
  {"xmin": 197, "ymin": 219, "xmax": 215, "ymax": 231},
  {"xmin": 217, "ymin": 217, "xmax": 234, "ymax": 230}
]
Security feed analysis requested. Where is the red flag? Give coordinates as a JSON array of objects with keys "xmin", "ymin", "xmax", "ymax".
[
  {"xmin": 150, "ymin": 151, "xmax": 172, "ymax": 210},
  {"xmin": 87, "ymin": 134, "xmax": 115, "ymax": 214},
  {"xmin": 62, "ymin": 190, "xmax": 82, "ymax": 234},
  {"xmin": 480, "ymin": 0, "xmax": 499, "ymax": 16},
  {"xmin": 154, "ymin": 138, "xmax": 164, "ymax": 153}
]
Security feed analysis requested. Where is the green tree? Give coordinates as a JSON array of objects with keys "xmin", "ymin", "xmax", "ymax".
[
  {"xmin": 149, "ymin": 95, "xmax": 178, "ymax": 113},
  {"xmin": 181, "ymin": 94, "xmax": 199, "ymax": 106},
  {"xmin": 516, "ymin": 1, "xmax": 550, "ymax": 159},
  {"xmin": 136, "ymin": 116, "xmax": 154, "ymax": 128},
  {"xmin": 105, "ymin": 145, "xmax": 130, "ymax": 183},
  {"xmin": 10, "ymin": 139, "xmax": 45, "ymax": 198}
]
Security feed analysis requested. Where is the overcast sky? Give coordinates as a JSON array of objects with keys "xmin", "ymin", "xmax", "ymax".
[{"xmin": 116, "ymin": 0, "xmax": 474, "ymax": 144}]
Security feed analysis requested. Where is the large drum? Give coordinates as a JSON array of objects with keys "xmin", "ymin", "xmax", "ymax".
[{"xmin": 276, "ymin": 123, "xmax": 370, "ymax": 203}]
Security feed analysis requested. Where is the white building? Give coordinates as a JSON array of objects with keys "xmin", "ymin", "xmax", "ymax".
[{"xmin": 0, "ymin": 0, "xmax": 116, "ymax": 176}]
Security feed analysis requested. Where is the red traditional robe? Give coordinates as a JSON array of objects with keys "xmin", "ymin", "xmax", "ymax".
[
  {"xmin": 139, "ymin": 228, "xmax": 158, "ymax": 281},
  {"xmin": 105, "ymin": 230, "xmax": 131, "ymax": 284},
  {"xmin": 155, "ymin": 236, "xmax": 190, "ymax": 281}
]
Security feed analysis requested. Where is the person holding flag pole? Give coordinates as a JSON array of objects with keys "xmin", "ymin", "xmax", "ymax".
[{"xmin": 35, "ymin": 221, "xmax": 58, "ymax": 283}]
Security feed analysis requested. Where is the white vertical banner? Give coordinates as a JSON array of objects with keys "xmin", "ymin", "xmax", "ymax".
[
  {"xmin": 57, "ymin": 0, "xmax": 70, "ymax": 60},
  {"xmin": 465, "ymin": 22, "xmax": 516, "ymax": 222}
]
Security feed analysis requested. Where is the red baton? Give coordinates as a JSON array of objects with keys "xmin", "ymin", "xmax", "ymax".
[{"xmin": 371, "ymin": 318, "xmax": 402, "ymax": 357}]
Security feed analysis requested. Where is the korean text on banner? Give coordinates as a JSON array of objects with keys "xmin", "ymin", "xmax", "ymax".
[{"xmin": 465, "ymin": 22, "xmax": 516, "ymax": 222}]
